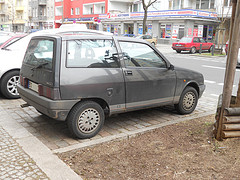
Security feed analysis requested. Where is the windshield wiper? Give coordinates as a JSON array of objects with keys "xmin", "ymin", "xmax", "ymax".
[{"xmin": 31, "ymin": 62, "xmax": 49, "ymax": 70}]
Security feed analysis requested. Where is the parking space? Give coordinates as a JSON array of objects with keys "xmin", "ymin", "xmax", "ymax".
[{"xmin": 0, "ymin": 94, "xmax": 216, "ymax": 153}]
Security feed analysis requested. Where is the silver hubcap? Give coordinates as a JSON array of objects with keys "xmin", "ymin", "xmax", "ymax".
[
  {"xmin": 7, "ymin": 75, "xmax": 19, "ymax": 96},
  {"xmin": 192, "ymin": 48, "xmax": 196, "ymax": 53},
  {"xmin": 183, "ymin": 92, "xmax": 196, "ymax": 111},
  {"xmin": 78, "ymin": 108, "xmax": 100, "ymax": 133}
]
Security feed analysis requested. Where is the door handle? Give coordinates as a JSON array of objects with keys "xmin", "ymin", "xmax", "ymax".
[{"xmin": 125, "ymin": 70, "xmax": 133, "ymax": 76}]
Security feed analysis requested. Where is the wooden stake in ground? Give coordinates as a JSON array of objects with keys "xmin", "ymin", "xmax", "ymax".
[{"xmin": 216, "ymin": 0, "xmax": 240, "ymax": 141}]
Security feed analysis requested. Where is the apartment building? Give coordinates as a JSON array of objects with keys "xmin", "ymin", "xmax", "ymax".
[
  {"xmin": 28, "ymin": 0, "xmax": 54, "ymax": 30},
  {"xmin": 54, "ymin": 0, "xmax": 233, "ymax": 43},
  {"xmin": 54, "ymin": 0, "xmax": 106, "ymax": 29},
  {"xmin": 0, "ymin": 0, "xmax": 29, "ymax": 32}
]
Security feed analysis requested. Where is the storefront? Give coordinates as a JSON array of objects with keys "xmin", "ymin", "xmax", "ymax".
[{"xmin": 99, "ymin": 9, "xmax": 219, "ymax": 44}]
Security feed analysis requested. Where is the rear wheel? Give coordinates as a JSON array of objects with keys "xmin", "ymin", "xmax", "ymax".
[
  {"xmin": 151, "ymin": 42, "xmax": 155, "ymax": 46},
  {"xmin": 67, "ymin": 101, "xmax": 105, "ymax": 139},
  {"xmin": 190, "ymin": 47, "xmax": 196, "ymax": 54},
  {"xmin": 0, "ymin": 70, "xmax": 20, "ymax": 99},
  {"xmin": 176, "ymin": 50, "xmax": 181, "ymax": 53},
  {"xmin": 175, "ymin": 87, "xmax": 198, "ymax": 115}
]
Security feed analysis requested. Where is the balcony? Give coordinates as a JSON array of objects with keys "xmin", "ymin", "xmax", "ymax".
[
  {"xmin": 39, "ymin": 15, "xmax": 47, "ymax": 21},
  {"xmin": 16, "ymin": 6, "xmax": 24, "ymax": 11},
  {"xmin": 0, "ymin": 9, "xmax": 5, "ymax": 14},
  {"xmin": 39, "ymin": 0, "xmax": 46, "ymax": 6}
]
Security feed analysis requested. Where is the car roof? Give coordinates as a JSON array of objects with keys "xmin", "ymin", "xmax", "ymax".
[{"xmin": 31, "ymin": 33, "xmax": 148, "ymax": 44}]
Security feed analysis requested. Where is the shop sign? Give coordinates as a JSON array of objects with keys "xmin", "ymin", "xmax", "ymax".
[
  {"xmin": 188, "ymin": 28, "xmax": 192, "ymax": 36},
  {"xmin": 107, "ymin": 25, "xmax": 110, "ymax": 32},
  {"xmin": 193, "ymin": 29, "xmax": 198, "ymax": 36},
  {"xmin": 138, "ymin": 28, "xmax": 143, "ymax": 35},
  {"xmin": 99, "ymin": 9, "xmax": 217, "ymax": 20},
  {"xmin": 166, "ymin": 25, "xmax": 171, "ymax": 38},
  {"xmin": 172, "ymin": 25, "xmax": 179, "ymax": 39},
  {"xmin": 198, "ymin": 25, "xmax": 203, "ymax": 37},
  {"xmin": 148, "ymin": 25, "xmax": 152, "ymax": 34}
]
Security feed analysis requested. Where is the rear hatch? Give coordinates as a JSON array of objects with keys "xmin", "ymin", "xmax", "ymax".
[{"xmin": 19, "ymin": 36, "xmax": 61, "ymax": 100}]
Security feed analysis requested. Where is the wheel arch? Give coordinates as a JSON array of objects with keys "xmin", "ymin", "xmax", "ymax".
[
  {"xmin": 185, "ymin": 82, "xmax": 200, "ymax": 96},
  {"xmin": 69, "ymin": 98, "xmax": 110, "ymax": 117},
  {"xmin": 0, "ymin": 68, "xmax": 20, "ymax": 82}
]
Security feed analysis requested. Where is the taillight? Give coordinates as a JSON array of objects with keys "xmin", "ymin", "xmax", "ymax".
[
  {"xmin": 20, "ymin": 76, "xmax": 28, "ymax": 88},
  {"xmin": 38, "ymin": 84, "xmax": 60, "ymax": 100}
]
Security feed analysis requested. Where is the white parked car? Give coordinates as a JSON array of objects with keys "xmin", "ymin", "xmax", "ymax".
[{"xmin": 0, "ymin": 27, "xmax": 112, "ymax": 98}]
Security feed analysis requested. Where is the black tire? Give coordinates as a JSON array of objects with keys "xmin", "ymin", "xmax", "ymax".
[
  {"xmin": 208, "ymin": 45, "xmax": 213, "ymax": 52},
  {"xmin": 0, "ymin": 70, "xmax": 20, "ymax": 99},
  {"xmin": 151, "ymin": 42, "xmax": 155, "ymax": 46},
  {"xmin": 190, "ymin": 47, "xmax": 196, "ymax": 54},
  {"xmin": 67, "ymin": 101, "xmax": 105, "ymax": 139},
  {"xmin": 176, "ymin": 50, "xmax": 181, "ymax": 53},
  {"xmin": 175, "ymin": 87, "xmax": 198, "ymax": 115}
]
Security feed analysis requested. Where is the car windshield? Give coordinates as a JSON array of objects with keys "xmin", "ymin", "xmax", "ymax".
[
  {"xmin": 179, "ymin": 37, "xmax": 192, "ymax": 43},
  {"xmin": 3, "ymin": 34, "xmax": 33, "ymax": 51}
]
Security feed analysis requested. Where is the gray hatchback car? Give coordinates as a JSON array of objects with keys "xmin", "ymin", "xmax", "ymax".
[{"xmin": 18, "ymin": 34, "xmax": 205, "ymax": 139}]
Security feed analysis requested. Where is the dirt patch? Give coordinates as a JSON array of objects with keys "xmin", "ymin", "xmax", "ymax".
[{"xmin": 58, "ymin": 114, "xmax": 240, "ymax": 179}]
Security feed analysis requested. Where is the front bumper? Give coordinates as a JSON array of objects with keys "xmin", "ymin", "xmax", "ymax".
[
  {"xmin": 199, "ymin": 84, "xmax": 206, "ymax": 98},
  {"xmin": 17, "ymin": 85, "xmax": 79, "ymax": 121}
]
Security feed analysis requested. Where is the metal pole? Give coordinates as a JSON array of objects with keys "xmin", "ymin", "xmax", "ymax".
[
  {"xmin": 216, "ymin": 0, "xmax": 240, "ymax": 140},
  {"xmin": 199, "ymin": 43, "xmax": 202, "ymax": 54}
]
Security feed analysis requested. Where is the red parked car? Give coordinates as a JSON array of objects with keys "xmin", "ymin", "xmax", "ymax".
[{"xmin": 172, "ymin": 37, "xmax": 214, "ymax": 54}]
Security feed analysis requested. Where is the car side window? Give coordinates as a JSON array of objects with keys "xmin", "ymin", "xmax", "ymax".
[
  {"xmin": 119, "ymin": 41, "xmax": 166, "ymax": 68},
  {"xmin": 200, "ymin": 38, "xmax": 206, "ymax": 43},
  {"xmin": 66, "ymin": 39, "xmax": 119, "ymax": 68},
  {"xmin": 193, "ymin": 37, "xmax": 200, "ymax": 43}
]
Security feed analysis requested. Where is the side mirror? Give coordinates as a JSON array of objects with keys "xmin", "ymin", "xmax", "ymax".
[{"xmin": 168, "ymin": 64, "xmax": 174, "ymax": 70}]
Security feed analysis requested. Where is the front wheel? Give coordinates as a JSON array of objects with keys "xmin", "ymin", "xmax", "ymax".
[
  {"xmin": 190, "ymin": 47, "xmax": 196, "ymax": 54},
  {"xmin": 0, "ymin": 70, "xmax": 20, "ymax": 99},
  {"xmin": 176, "ymin": 50, "xmax": 181, "ymax": 53},
  {"xmin": 67, "ymin": 101, "xmax": 105, "ymax": 139},
  {"xmin": 175, "ymin": 87, "xmax": 198, "ymax": 115}
]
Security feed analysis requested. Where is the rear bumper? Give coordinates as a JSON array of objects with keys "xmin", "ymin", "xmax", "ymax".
[
  {"xmin": 17, "ymin": 85, "xmax": 79, "ymax": 121},
  {"xmin": 172, "ymin": 47, "xmax": 191, "ymax": 51}
]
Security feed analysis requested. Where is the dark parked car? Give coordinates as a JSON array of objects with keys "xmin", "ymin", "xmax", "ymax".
[
  {"xmin": 18, "ymin": 34, "xmax": 205, "ymax": 139},
  {"xmin": 123, "ymin": 34, "xmax": 136, "ymax": 37},
  {"xmin": 172, "ymin": 37, "xmax": 214, "ymax": 54}
]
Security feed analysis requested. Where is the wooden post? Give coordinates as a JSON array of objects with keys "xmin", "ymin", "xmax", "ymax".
[{"xmin": 216, "ymin": 0, "xmax": 240, "ymax": 140}]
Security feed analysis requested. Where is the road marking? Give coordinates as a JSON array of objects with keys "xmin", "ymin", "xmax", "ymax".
[
  {"xmin": 205, "ymin": 80, "xmax": 216, "ymax": 84},
  {"xmin": 202, "ymin": 65, "xmax": 240, "ymax": 72},
  {"xmin": 211, "ymin": 94, "xmax": 220, "ymax": 97},
  {"xmin": 218, "ymin": 83, "xmax": 224, "ymax": 86}
]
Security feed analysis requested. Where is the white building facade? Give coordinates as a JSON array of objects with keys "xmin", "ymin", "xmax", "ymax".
[{"xmin": 99, "ymin": 0, "xmax": 232, "ymax": 44}]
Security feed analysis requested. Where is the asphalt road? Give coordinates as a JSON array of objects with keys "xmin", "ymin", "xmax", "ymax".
[{"xmin": 163, "ymin": 49, "xmax": 240, "ymax": 100}]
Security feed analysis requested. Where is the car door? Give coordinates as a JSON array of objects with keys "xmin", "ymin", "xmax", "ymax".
[
  {"xmin": 199, "ymin": 37, "xmax": 207, "ymax": 50},
  {"xmin": 117, "ymin": 40, "xmax": 177, "ymax": 111},
  {"xmin": 193, "ymin": 37, "xmax": 200, "ymax": 50}
]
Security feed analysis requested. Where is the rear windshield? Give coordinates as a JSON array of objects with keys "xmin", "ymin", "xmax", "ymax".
[
  {"xmin": 23, "ymin": 39, "xmax": 54, "ymax": 70},
  {"xmin": 179, "ymin": 37, "xmax": 192, "ymax": 43}
]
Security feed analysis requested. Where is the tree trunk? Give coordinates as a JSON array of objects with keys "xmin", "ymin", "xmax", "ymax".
[{"xmin": 143, "ymin": 9, "xmax": 147, "ymax": 35}]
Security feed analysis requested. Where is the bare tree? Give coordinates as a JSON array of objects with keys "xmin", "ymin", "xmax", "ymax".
[{"xmin": 142, "ymin": 0, "xmax": 157, "ymax": 35}]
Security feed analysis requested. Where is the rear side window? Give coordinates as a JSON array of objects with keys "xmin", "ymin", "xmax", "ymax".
[
  {"xmin": 66, "ymin": 39, "xmax": 119, "ymax": 68},
  {"xmin": 23, "ymin": 39, "xmax": 54, "ymax": 70}
]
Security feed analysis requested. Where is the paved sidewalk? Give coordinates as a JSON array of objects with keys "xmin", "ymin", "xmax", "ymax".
[{"xmin": 0, "ymin": 105, "xmax": 81, "ymax": 180}]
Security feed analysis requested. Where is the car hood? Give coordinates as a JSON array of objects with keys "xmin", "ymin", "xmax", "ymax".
[
  {"xmin": 0, "ymin": 49, "xmax": 24, "ymax": 74},
  {"xmin": 174, "ymin": 66, "xmax": 204, "ymax": 85}
]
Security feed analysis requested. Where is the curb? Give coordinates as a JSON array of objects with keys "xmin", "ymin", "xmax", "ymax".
[{"xmin": 0, "ymin": 106, "xmax": 82, "ymax": 180}]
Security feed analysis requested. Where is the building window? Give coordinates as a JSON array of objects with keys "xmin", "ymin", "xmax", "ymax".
[
  {"xmin": 75, "ymin": 8, "xmax": 80, "ymax": 15},
  {"xmin": 168, "ymin": 1, "xmax": 173, "ymax": 10},
  {"xmin": 101, "ymin": 6, "xmax": 105, "ymax": 14},
  {"xmin": 71, "ymin": 8, "xmax": 74, "ymax": 15},
  {"xmin": 55, "ymin": 6, "xmax": 63, "ymax": 16},
  {"xmin": 133, "ymin": 4, "xmax": 138, "ymax": 12},
  {"xmin": 90, "ymin": 7, "xmax": 93, "ymax": 14}
]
